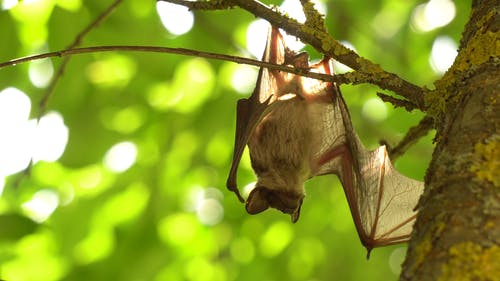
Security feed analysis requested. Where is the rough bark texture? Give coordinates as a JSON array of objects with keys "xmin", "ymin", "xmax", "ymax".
[{"xmin": 400, "ymin": 1, "xmax": 500, "ymax": 280}]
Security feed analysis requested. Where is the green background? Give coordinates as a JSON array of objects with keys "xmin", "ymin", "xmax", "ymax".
[{"xmin": 0, "ymin": 0, "xmax": 469, "ymax": 280}]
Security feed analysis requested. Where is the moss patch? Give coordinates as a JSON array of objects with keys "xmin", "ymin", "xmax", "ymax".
[
  {"xmin": 411, "ymin": 221, "xmax": 445, "ymax": 272},
  {"xmin": 470, "ymin": 135, "xmax": 500, "ymax": 187},
  {"xmin": 439, "ymin": 242, "xmax": 500, "ymax": 281},
  {"xmin": 424, "ymin": 9, "xmax": 498, "ymax": 117},
  {"xmin": 301, "ymin": 1, "xmax": 325, "ymax": 31},
  {"xmin": 411, "ymin": 237, "xmax": 432, "ymax": 272},
  {"xmin": 454, "ymin": 10, "xmax": 499, "ymax": 72}
]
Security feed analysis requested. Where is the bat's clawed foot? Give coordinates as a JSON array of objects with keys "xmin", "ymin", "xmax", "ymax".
[{"xmin": 226, "ymin": 179, "xmax": 245, "ymax": 203}]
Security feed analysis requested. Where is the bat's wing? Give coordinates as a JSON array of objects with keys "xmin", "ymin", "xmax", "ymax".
[
  {"xmin": 352, "ymin": 144, "xmax": 423, "ymax": 254},
  {"xmin": 226, "ymin": 27, "xmax": 287, "ymax": 201},
  {"xmin": 336, "ymin": 88, "xmax": 424, "ymax": 255},
  {"xmin": 310, "ymin": 59, "xmax": 424, "ymax": 255},
  {"xmin": 226, "ymin": 25, "xmax": 424, "ymax": 255}
]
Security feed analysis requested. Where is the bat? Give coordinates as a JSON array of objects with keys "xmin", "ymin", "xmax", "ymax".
[{"xmin": 226, "ymin": 26, "xmax": 424, "ymax": 254}]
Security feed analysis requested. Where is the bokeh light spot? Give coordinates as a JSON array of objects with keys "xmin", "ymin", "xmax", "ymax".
[
  {"xmin": 246, "ymin": 19, "xmax": 269, "ymax": 59},
  {"xmin": 161, "ymin": 58, "xmax": 215, "ymax": 113},
  {"xmin": 230, "ymin": 65, "xmax": 258, "ymax": 94},
  {"xmin": 55, "ymin": 0, "xmax": 81, "ymax": 12},
  {"xmin": 156, "ymin": 1, "xmax": 194, "ymax": 35},
  {"xmin": 260, "ymin": 221, "xmax": 293, "ymax": 257},
  {"xmin": 86, "ymin": 54, "xmax": 136, "ymax": 88},
  {"xmin": 103, "ymin": 141, "xmax": 137, "ymax": 172},
  {"xmin": 196, "ymin": 198, "xmax": 224, "ymax": 226},
  {"xmin": 362, "ymin": 97, "xmax": 388, "ymax": 123},
  {"xmin": 2, "ymin": 0, "xmax": 18, "ymax": 10},
  {"xmin": 22, "ymin": 189, "xmax": 59, "ymax": 223},
  {"xmin": 430, "ymin": 36, "xmax": 457, "ymax": 74},
  {"xmin": 0, "ymin": 88, "xmax": 33, "ymax": 176},
  {"xmin": 102, "ymin": 106, "xmax": 145, "ymax": 134},
  {"xmin": 389, "ymin": 247, "xmax": 408, "ymax": 274},
  {"xmin": 2, "ymin": 232, "xmax": 67, "ymax": 281},
  {"xmin": 28, "ymin": 58, "xmax": 54, "ymax": 88},
  {"xmin": 33, "ymin": 111, "xmax": 69, "ymax": 163},
  {"xmin": 73, "ymin": 227, "xmax": 115, "ymax": 265},
  {"xmin": 0, "ymin": 88, "xmax": 68, "ymax": 174},
  {"xmin": 411, "ymin": 0, "xmax": 456, "ymax": 32},
  {"xmin": 185, "ymin": 187, "xmax": 224, "ymax": 226},
  {"xmin": 279, "ymin": 0, "xmax": 326, "ymax": 51},
  {"xmin": 371, "ymin": 2, "xmax": 408, "ymax": 38},
  {"xmin": 76, "ymin": 165, "xmax": 104, "ymax": 190},
  {"xmin": 99, "ymin": 182, "xmax": 149, "ymax": 226},
  {"xmin": 158, "ymin": 213, "xmax": 199, "ymax": 246},
  {"xmin": 184, "ymin": 257, "xmax": 217, "ymax": 281},
  {"xmin": 0, "ymin": 87, "xmax": 31, "ymax": 129}
]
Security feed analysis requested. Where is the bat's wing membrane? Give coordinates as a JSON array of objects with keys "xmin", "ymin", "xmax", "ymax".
[
  {"xmin": 310, "ymin": 59, "xmax": 424, "ymax": 254},
  {"xmin": 226, "ymin": 27, "xmax": 286, "ymax": 201},
  {"xmin": 352, "ymin": 143, "xmax": 424, "ymax": 253},
  {"xmin": 227, "ymin": 26, "xmax": 424, "ymax": 255}
]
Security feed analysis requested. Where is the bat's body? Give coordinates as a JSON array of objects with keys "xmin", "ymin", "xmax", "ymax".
[
  {"xmin": 248, "ymin": 96, "xmax": 317, "ymax": 221},
  {"xmin": 227, "ymin": 26, "xmax": 424, "ymax": 253}
]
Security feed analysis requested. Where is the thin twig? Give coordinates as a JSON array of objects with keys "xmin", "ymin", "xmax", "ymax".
[
  {"xmin": 160, "ymin": 0, "xmax": 236, "ymax": 10},
  {"xmin": 11, "ymin": 0, "xmax": 122, "ymax": 188},
  {"xmin": 377, "ymin": 92, "xmax": 418, "ymax": 111},
  {"xmin": 0, "ymin": 45, "xmax": 355, "ymax": 85},
  {"xmin": 38, "ymin": 0, "xmax": 123, "ymax": 119},
  {"xmin": 158, "ymin": 0, "xmax": 426, "ymax": 110},
  {"xmin": 387, "ymin": 116, "xmax": 434, "ymax": 160}
]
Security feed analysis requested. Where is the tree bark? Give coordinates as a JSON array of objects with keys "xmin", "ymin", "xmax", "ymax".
[{"xmin": 400, "ymin": 1, "xmax": 500, "ymax": 280}]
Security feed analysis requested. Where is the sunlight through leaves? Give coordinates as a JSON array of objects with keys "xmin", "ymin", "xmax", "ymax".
[
  {"xmin": 259, "ymin": 221, "xmax": 293, "ymax": 257},
  {"xmin": 411, "ymin": 0, "xmax": 456, "ymax": 32},
  {"xmin": 430, "ymin": 36, "xmax": 458, "ymax": 74},
  {"xmin": 21, "ymin": 189, "xmax": 59, "ymax": 223},
  {"xmin": 103, "ymin": 141, "xmax": 137, "ymax": 172},
  {"xmin": 156, "ymin": 1, "xmax": 194, "ymax": 36},
  {"xmin": 28, "ymin": 58, "xmax": 53, "ymax": 88},
  {"xmin": 362, "ymin": 97, "xmax": 389, "ymax": 123}
]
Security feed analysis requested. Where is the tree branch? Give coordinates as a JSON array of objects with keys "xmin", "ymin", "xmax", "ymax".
[
  {"xmin": 38, "ymin": 0, "xmax": 123, "ymax": 119},
  {"xmin": 299, "ymin": 0, "xmax": 327, "ymax": 33},
  {"xmin": 377, "ymin": 92, "xmax": 418, "ymax": 111},
  {"xmin": 161, "ymin": 0, "xmax": 236, "ymax": 10},
  {"xmin": 10, "ymin": 0, "xmax": 123, "ymax": 188},
  {"xmin": 0, "ymin": 45, "xmax": 365, "ymax": 86},
  {"xmin": 158, "ymin": 0, "xmax": 426, "ymax": 110}
]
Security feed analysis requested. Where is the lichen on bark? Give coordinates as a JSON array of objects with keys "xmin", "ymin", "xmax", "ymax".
[
  {"xmin": 438, "ymin": 242, "xmax": 500, "ymax": 281},
  {"xmin": 470, "ymin": 135, "xmax": 500, "ymax": 187}
]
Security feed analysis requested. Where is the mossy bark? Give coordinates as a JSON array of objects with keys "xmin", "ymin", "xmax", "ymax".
[{"xmin": 400, "ymin": 1, "xmax": 500, "ymax": 280}]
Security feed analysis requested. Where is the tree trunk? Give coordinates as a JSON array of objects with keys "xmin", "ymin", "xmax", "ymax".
[{"xmin": 401, "ymin": 1, "xmax": 500, "ymax": 280}]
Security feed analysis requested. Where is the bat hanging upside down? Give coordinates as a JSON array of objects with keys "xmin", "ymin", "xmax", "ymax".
[{"xmin": 226, "ymin": 26, "xmax": 424, "ymax": 253}]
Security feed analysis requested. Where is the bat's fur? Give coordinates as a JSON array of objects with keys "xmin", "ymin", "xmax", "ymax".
[
  {"xmin": 227, "ymin": 26, "xmax": 424, "ymax": 253},
  {"xmin": 247, "ymin": 99, "xmax": 313, "ymax": 222}
]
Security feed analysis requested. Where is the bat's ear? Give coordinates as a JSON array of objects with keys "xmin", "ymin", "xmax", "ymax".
[
  {"xmin": 285, "ymin": 52, "xmax": 309, "ymax": 68},
  {"xmin": 311, "ymin": 56, "xmax": 334, "ymax": 75},
  {"xmin": 246, "ymin": 186, "xmax": 271, "ymax": 214}
]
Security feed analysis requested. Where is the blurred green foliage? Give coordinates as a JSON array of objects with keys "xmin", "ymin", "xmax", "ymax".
[{"xmin": 0, "ymin": 0, "xmax": 469, "ymax": 280}]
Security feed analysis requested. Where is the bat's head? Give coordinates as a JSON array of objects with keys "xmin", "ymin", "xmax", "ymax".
[{"xmin": 245, "ymin": 186, "xmax": 304, "ymax": 223}]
